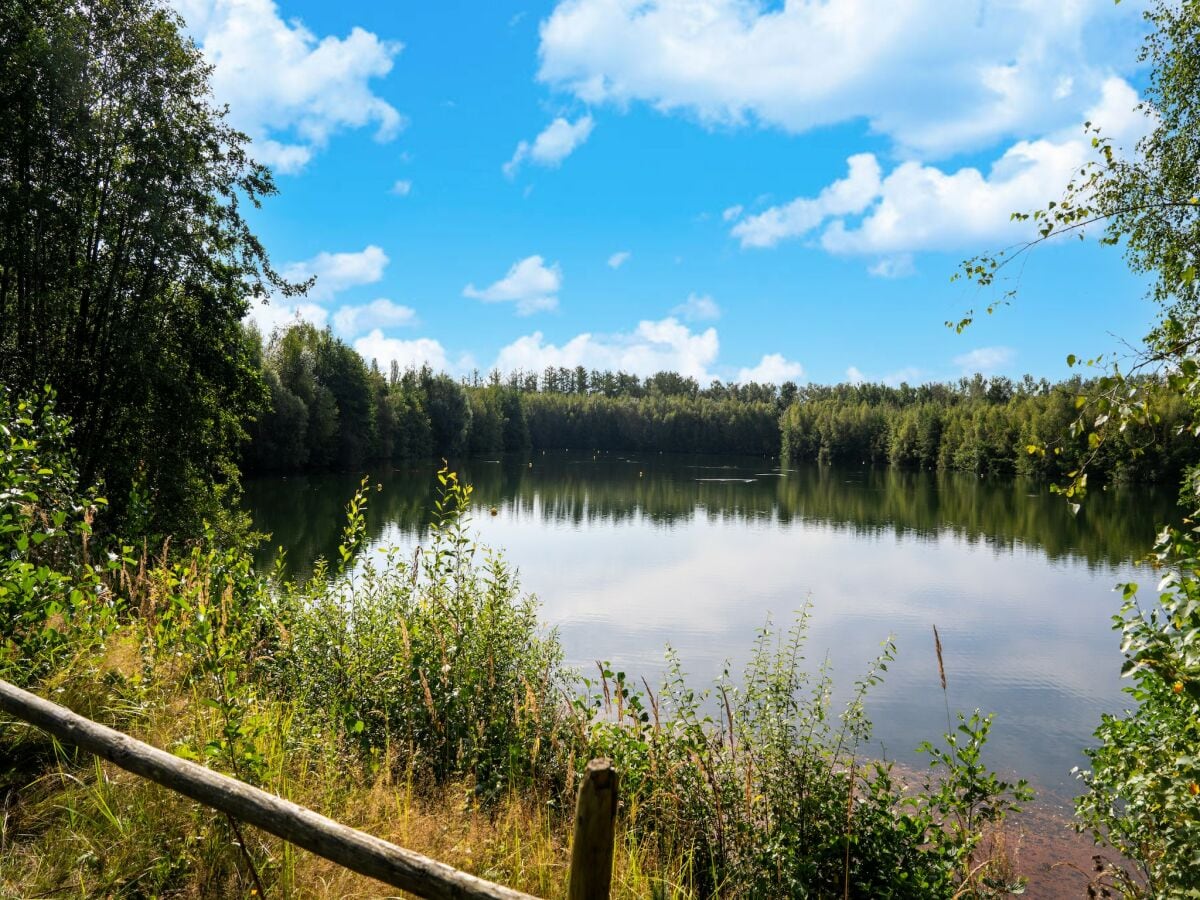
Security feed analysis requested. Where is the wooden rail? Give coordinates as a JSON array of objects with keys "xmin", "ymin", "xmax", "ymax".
[{"xmin": 0, "ymin": 679, "xmax": 617, "ymax": 900}]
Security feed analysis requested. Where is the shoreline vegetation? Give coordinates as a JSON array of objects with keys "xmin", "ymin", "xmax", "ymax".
[{"xmin": 3, "ymin": 391, "xmax": 1034, "ymax": 898}]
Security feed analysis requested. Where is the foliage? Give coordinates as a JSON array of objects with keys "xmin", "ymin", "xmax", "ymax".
[
  {"xmin": 581, "ymin": 609, "xmax": 1029, "ymax": 898},
  {"xmin": 523, "ymin": 392, "xmax": 780, "ymax": 456},
  {"xmin": 0, "ymin": 0, "xmax": 299, "ymax": 536},
  {"xmin": 245, "ymin": 324, "xmax": 786, "ymax": 470},
  {"xmin": 272, "ymin": 468, "xmax": 574, "ymax": 799},
  {"xmin": 0, "ymin": 386, "xmax": 123, "ymax": 686},
  {"xmin": 779, "ymin": 375, "xmax": 1195, "ymax": 483},
  {"xmin": 1073, "ymin": 524, "xmax": 1200, "ymax": 898},
  {"xmin": 913, "ymin": 712, "xmax": 1032, "ymax": 893},
  {"xmin": 246, "ymin": 327, "xmax": 1194, "ymax": 484}
]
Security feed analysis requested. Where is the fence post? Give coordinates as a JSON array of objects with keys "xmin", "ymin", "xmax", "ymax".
[{"xmin": 567, "ymin": 758, "xmax": 617, "ymax": 900}]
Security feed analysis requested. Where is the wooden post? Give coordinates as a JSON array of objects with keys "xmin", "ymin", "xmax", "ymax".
[{"xmin": 567, "ymin": 758, "xmax": 618, "ymax": 900}]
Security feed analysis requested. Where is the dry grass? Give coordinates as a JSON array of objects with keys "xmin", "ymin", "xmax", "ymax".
[{"xmin": 0, "ymin": 670, "xmax": 688, "ymax": 900}]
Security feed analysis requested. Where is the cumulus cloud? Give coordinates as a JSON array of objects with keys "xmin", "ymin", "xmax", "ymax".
[
  {"xmin": 173, "ymin": 0, "xmax": 402, "ymax": 173},
  {"xmin": 953, "ymin": 346, "xmax": 1015, "ymax": 374},
  {"xmin": 737, "ymin": 353, "xmax": 804, "ymax": 384},
  {"xmin": 354, "ymin": 329, "xmax": 456, "ymax": 374},
  {"xmin": 538, "ymin": 0, "xmax": 1138, "ymax": 157},
  {"xmin": 607, "ymin": 250, "xmax": 632, "ymax": 269},
  {"xmin": 494, "ymin": 317, "xmax": 718, "ymax": 381},
  {"xmin": 464, "ymin": 255, "xmax": 562, "ymax": 315},
  {"xmin": 671, "ymin": 293, "xmax": 720, "ymax": 322},
  {"xmin": 722, "ymin": 204, "xmax": 744, "ymax": 222},
  {"xmin": 730, "ymin": 153, "xmax": 882, "ymax": 248},
  {"xmin": 332, "ymin": 298, "xmax": 417, "ymax": 337},
  {"xmin": 732, "ymin": 78, "xmax": 1147, "ymax": 256},
  {"xmin": 243, "ymin": 298, "xmax": 328, "ymax": 339},
  {"xmin": 248, "ymin": 244, "xmax": 390, "ymax": 337},
  {"xmin": 281, "ymin": 245, "xmax": 389, "ymax": 302},
  {"xmin": 504, "ymin": 114, "xmax": 594, "ymax": 177},
  {"xmin": 390, "ymin": 179, "xmax": 412, "ymax": 196}
]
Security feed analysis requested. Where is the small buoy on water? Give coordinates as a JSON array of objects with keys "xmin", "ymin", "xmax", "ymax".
[
  {"xmin": 490, "ymin": 506, "xmax": 498, "ymax": 517},
  {"xmin": 528, "ymin": 461, "xmax": 533, "ymax": 468},
  {"xmin": 639, "ymin": 471, "xmax": 644, "ymax": 477}
]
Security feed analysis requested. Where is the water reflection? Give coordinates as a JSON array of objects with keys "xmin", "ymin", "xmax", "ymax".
[
  {"xmin": 244, "ymin": 453, "xmax": 1175, "ymax": 578},
  {"xmin": 243, "ymin": 453, "xmax": 1179, "ymax": 803}
]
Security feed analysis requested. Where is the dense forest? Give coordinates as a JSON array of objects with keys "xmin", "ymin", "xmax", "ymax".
[
  {"xmin": 245, "ymin": 321, "xmax": 1197, "ymax": 484},
  {"xmin": 779, "ymin": 377, "xmax": 1197, "ymax": 482},
  {"xmin": 243, "ymin": 321, "xmax": 788, "ymax": 470}
]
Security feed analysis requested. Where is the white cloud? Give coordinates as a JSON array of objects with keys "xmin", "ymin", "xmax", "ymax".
[
  {"xmin": 174, "ymin": 0, "xmax": 402, "ymax": 173},
  {"xmin": 846, "ymin": 366, "xmax": 865, "ymax": 385},
  {"xmin": 953, "ymin": 346, "xmax": 1015, "ymax": 374},
  {"xmin": 868, "ymin": 254, "xmax": 916, "ymax": 279},
  {"xmin": 504, "ymin": 114, "xmax": 594, "ymax": 177},
  {"xmin": 607, "ymin": 250, "xmax": 632, "ymax": 269},
  {"xmin": 243, "ymin": 298, "xmax": 328, "ymax": 338},
  {"xmin": 731, "ymin": 153, "xmax": 882, "ymax": 248},
  {"xmin": 733, "ymin": 78, "xmax": 1147, "ymax": 256},
  {"xmin": 737, "ymin": 353, "xmax": 804, "ymax": 385},
  {"xmin": 671, "ymin": 293, "xmax": 720, "ymax": 322},
  {"xmin": 281, "ymin": 245, "xmax": 389, "ymax": 302},
  {"xmin": 390, "ymin": 179, "xmax": 412, "ymax": 196},
  {"xmin": 538, "ymin": 0, "xmax": 1139, "ymax": 157},
  {"xmin": 354, "ymin": 330, "xmax": 454, "ymax": 374},
  {"xmin": 721, "ymin": 204, "xmax": 744, "ymax": 222},
  {"xmin": 464, "ymin": 255, "xmax": 562, "ymax": 315},
  {"xmin": 332, "ymin": 298, "xmax": 417, "ymax": 337},
  {"xmin": 495, "ymin": 317, "xmax": 718, "ymax": 381}
]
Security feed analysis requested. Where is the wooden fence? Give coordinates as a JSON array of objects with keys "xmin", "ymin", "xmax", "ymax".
[{"xmin": 0, "ymin": 679, "xmax": 617, "ymax": 900}]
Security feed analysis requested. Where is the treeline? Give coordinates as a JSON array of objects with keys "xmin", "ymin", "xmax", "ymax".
[
  {"xmin": 243, "ymin": 322, "xmax": 788, "ymax": 472},
  {"xmin": 780, "ymin": 376, "xmax": 1197, "ymax": 482},
  {"xmin": 245, "ymin": 323, "xmax": 1196, "ymax": 483},
  {"xmin": 245, "ymin": 322, "xmax": 484, "ymax": 472}
]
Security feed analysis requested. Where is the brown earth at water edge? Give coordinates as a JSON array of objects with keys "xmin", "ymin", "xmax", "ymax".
[{"xmin": 1005, "ymin": 804, "xmax": 1131, "ymax": 899}]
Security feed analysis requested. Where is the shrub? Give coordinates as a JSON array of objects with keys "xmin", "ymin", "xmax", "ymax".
[
  {"xmin": 1074, "ymin": 523, "xmax": 1200, "ymax": 898},
  {"xmin": 582, "ymin": 608, "xmax": 1030, "ymax": 898},
  {"xmin": 271, "ymin": 469, "xmax": 575, "ymax": 800}
]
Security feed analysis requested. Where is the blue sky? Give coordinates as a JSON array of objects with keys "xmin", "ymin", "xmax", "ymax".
[{"xmin": 176, "ymin": 0, "xmax": 1159, "ymax": 385}]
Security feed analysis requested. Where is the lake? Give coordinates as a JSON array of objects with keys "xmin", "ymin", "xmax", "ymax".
[{"xmin": 242, "ymin": 452, "xmax": 1177, "ymax": 809}]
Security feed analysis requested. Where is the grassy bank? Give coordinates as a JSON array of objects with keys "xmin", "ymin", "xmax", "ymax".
[{"xmin": 1, "ymin": 391, "xmax": 1033, "ymax": 898}]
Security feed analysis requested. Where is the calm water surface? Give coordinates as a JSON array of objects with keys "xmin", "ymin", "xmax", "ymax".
[{"xmin": 243, "ymin": 453, "xmax": 1178, "ymax": 808}]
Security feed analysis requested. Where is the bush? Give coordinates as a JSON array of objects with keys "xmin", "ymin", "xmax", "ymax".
[
  {"xmin": 1074, "ymin": 523, "xmax": 1200, "ymax": 898},
  {"xmin": 270, "ymin": 470, "xmax": 575, "ymax": 800},
  {"xmin": 0, "ymin": 386, "xmax": 122, "ymax": 685},
  {"xmin": 582, "ymin": 608, "xmax": 1030, "ymax": 898}
]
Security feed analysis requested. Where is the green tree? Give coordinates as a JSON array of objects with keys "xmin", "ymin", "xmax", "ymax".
[
  {"xmin": 422, "ymin": 371, "xmax": 472, "ymax": 456},
  {"xmin": 0, "ymin": 0, "xmax": 300, "ymax": 535}
]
